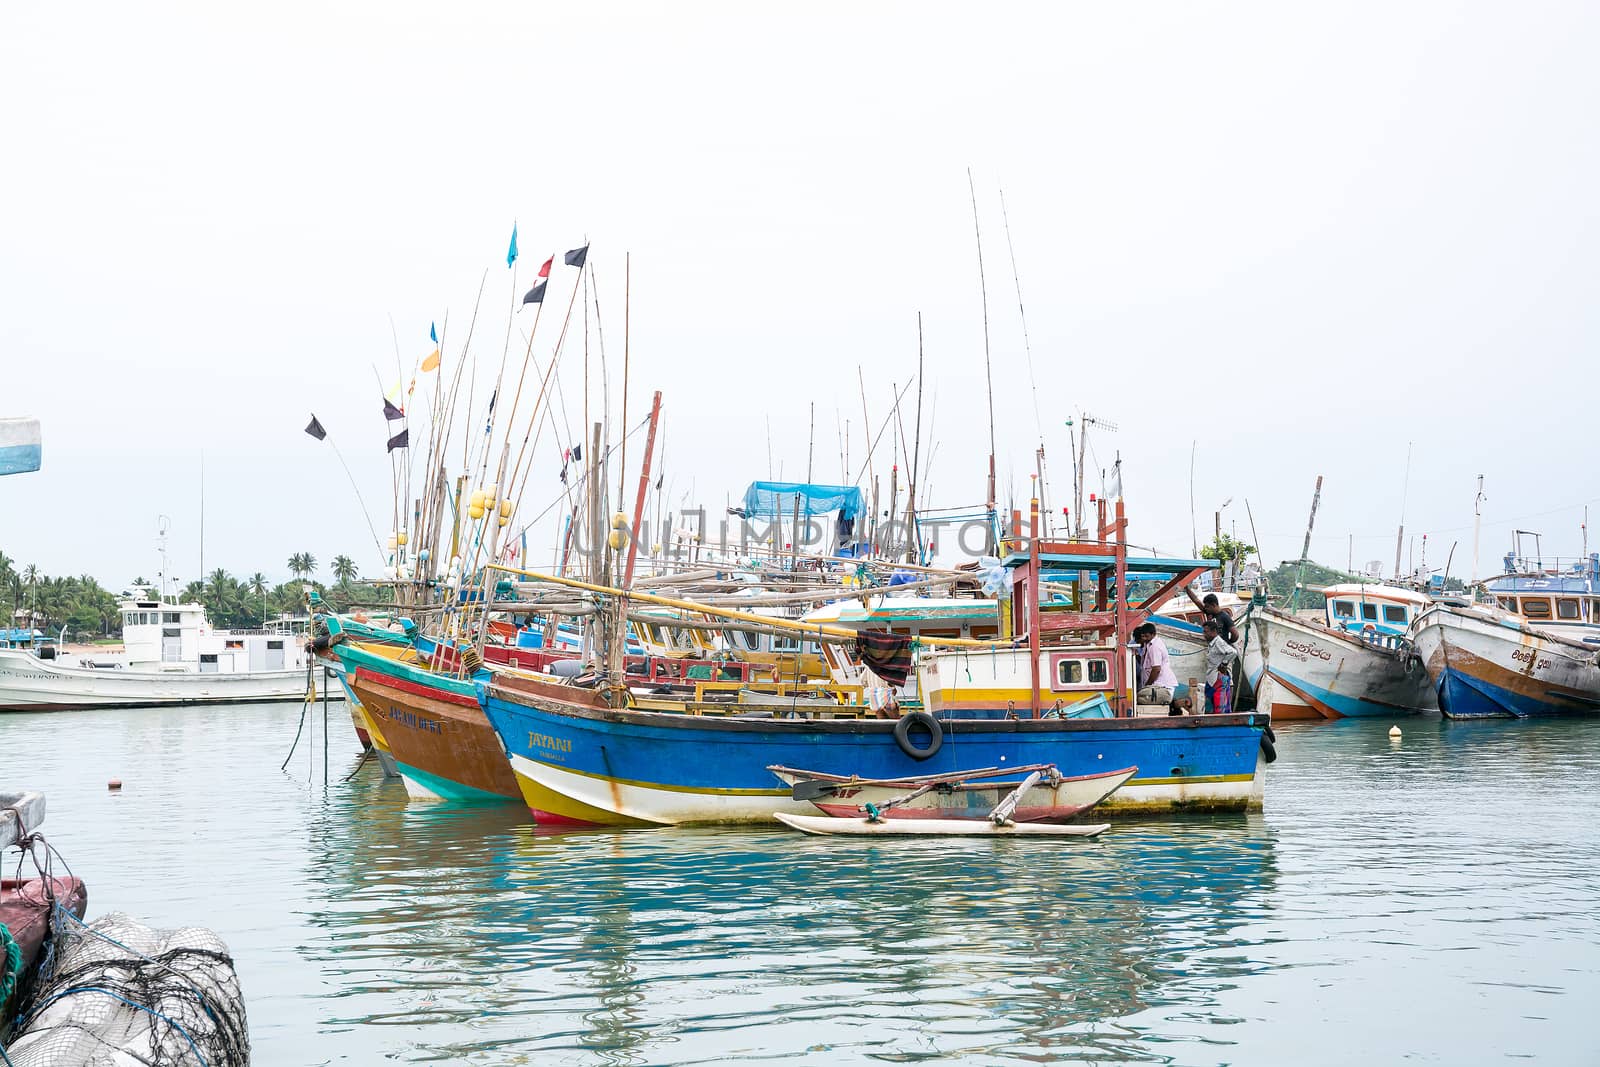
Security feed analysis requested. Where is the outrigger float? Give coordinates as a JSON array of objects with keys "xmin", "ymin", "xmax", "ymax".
[
  {"xmin": 774, "ymin": 812, "xmax": 1111, "ymax": 837},
  {"xmin": 770, "ymin": 762, "xmax": 1135, "ymax": 823}
]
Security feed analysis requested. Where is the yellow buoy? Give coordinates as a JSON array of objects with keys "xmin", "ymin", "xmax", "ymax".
[
  {"xmin": 612, "ymin": 511, "xmax": 628, "ymax": 529},
  {"xmin": 398, "ymin": 532, "xmax": 408, "ymax": 546},
  {"xmin": 607, "ymin": 530, "xmax": 624, "ymax": 550},
  {"xmin": 468, "ymin": 504, "xmax": 485, "ymax": 520},
  {"xmin": 1388, "ymin": 725, "xmax": 1402, "ymax": 739},
  {"xmin": 499, "ymin": 499, "xmax": 512, "ymax": 518}
]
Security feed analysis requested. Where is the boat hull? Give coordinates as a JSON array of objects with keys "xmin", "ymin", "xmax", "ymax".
[
  {"xmin": 485, "ymin": 676, "xmax": 1267, "ymax": 827},
  {"xmin": 1412, "ymin": 605, "xmax": 1600, "ymax": 719},
  {"xmin": 0, "ymin": 648, "xmax": 332, "ymax": 711},
  {"xmin": 0, "ymin": 876, "xmax": 88, "ymax": 1022},
  {"xmin": 1241, "ymin": 609, "xmax": 1434, "ymax": 720},
  {"xmin": 343, "ymin": 655, "xmax": 522, "ymax": 804}
]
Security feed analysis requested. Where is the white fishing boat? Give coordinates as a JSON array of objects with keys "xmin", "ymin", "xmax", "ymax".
[
  {"xmin": 0, "ymin": 594, "xmax": 335, "ymax": 712},
  {"xmin": 1411, "ymin": 600, "xmax": 1600, "ymax": 719},
  {"xmin": 1241, "ymin": 585, "xmax": 1437, "ymax": 720}
]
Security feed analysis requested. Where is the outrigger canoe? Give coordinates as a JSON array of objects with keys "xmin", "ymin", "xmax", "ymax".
[
  {"xmin": 769, "ymin": 762, "xmax": 1136, "ymax": 823},
  {"xmin": 774, "ymin": 812, "xmax": 1111, "ymax": 837}
]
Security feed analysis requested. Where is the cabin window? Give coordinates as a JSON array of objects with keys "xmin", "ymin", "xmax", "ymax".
[
  {"xmin": 268, "ymin": 640, "xmax": 284, "ymax": 650},
  {"xmin": 225, "ymin": 639, "xmax": 244, "ymax": 650},
  {"xmin": 163, "ymin": 612, "xmax": 180, "ymax": 623},
  {"xmin": 1333, "ymin": 600, "xmax": 1355, "ymax": 618},
  {"xmin": 1591, "ymin": 599, "xmax": 1600, "ymax": 621},
  {"xmin": 1360, "ymin": 604, "xmax": 1378, "ymax": 621},
  {"xmin": 1557, "ymin": 598, "xmax": 1581, "ymax": 620},
  {"xmin": 1383, "ymin": 605, "xmax": 1406, "ymax": 624},
  {"xmin": 200, "ymin": 654, "xmax": 217, "ymax": 663},
  {"xmin": 1521, "ymin": 598, "xmax": 1552, "ymax": 619},
  {"xmin": 162, "ymin": 628, "xmax": 180, "ymax": 638},
  {"xmin": 124, "ymin": 613, "xmax": 137, "ymax": 627},
  {"xmin": 732, "ymin": 631, "xmax": 760, "ymax": 653},
  {"xmin": 772, "ymin": 635, "xmax": 800, "ymax": 653},
  {"xmin": 1057, "ymin": 660, "xmax": 1084, "ymax": 685},
  {"xmin": 1087, "ymin": 658, "xmax": 1108, "ymax": 684},
  {"xmin": 1497, "ymin": 597, "xmax": 1517, "ymax": 612}
]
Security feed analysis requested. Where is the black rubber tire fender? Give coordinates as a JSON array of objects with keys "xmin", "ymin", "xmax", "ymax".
[
  {"xmin": 1259, "ymin": 733, "xmax": 1278, "ymax": 763},
  {"xmin": 893, "ymin": 711, "xmax": 944, "ymax": 761}
]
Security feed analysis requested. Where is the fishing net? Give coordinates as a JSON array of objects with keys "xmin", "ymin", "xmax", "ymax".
[{"xmin": 6, "ymin": 910, "xmax": 249, "ymax": 1066}]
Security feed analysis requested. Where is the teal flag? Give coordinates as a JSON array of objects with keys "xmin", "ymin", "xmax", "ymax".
[
  {"xmin": 429, "ymin": 322, "xmax": 437, "ymax": 344},
  {"xmin": 506, "ymin": 224, "xmax": 518, "ymax": 268}
]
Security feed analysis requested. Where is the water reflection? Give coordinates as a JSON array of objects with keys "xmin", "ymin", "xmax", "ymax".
[
  {"xmin": 300, "ymin": 770, "xmax": 1280, "ymax": 1064},
  {"xmin": 10, "ymin": 705, "xmax": 1597, "ymax": 1065}
]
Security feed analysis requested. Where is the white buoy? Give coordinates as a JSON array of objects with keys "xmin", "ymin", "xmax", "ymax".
[{"xmin": 1388, "ymin": 725, "xmax": 1402, "ymax": 739}]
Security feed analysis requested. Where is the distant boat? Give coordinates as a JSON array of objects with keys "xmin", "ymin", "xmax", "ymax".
[{"xmin": 0, "ymin": 594, "xmax": 334, "ymax": 711}]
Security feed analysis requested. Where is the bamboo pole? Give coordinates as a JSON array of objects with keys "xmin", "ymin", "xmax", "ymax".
[{"xmin": 488, "ymin": 565, "xmax": 1013, "ymax": 650}]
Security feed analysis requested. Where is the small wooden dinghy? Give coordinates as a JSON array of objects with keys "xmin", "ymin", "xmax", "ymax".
[
  {"xmin": 769, "ymin": 762, "xmax": 1136, "ymax": 823},
  {"xmin": 774, "ymin": 812, "xmax": 1110, "ymax": 837}
]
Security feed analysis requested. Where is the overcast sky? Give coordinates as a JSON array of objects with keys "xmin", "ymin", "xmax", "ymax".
[{"xmin": 4, "ymin": 2, "xmax": 1597, "ymax": 590}]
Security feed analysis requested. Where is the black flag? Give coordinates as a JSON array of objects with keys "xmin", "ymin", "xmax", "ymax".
[
  {"xmin": 522, "ymin": 280, "xmax": 546, "ymax": 305},
  {"xmin": 382, "ymin": 399, "xmax": 404, "ymax": 421},
  {"xmin": 304, "ymin": 415, "xmax": 326, "ymax": 441},
  {"xmin": 386, "ymin": 428, "xmax": 409, "ymax": 452},
  {"xmin": 565, "ymin": 244, "xmax": 589, "ymax": 269},
  {"xmin": 571, "ymin": 443, "xmax": 582, "ymax": 462}
]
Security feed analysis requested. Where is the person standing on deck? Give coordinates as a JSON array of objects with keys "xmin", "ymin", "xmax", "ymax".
[
  {"xmin": 1184, "ymin": 587, "xmax": 1238, "ymax": 644},
  {"xmin": 1202, "ymin": 618, "xmax": 1238, "ymax": 714},
  {"xmin": 1132, "ymin": 623, "xmax": 1177, "ymax": 705}
]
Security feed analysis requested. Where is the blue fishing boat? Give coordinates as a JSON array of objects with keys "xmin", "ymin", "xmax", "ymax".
[{"xmin": 482, "ymin": 495, "xmax": 1271, "ymax": 826}]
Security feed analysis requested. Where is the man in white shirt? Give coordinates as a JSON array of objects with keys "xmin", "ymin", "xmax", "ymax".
[
  {"xmin": 1202, "ymin": 618, "xmax": 1238, "ymax": 714},
  {"xmin": 1133, "ymin": 623, "xmax": 1177, "ymax": 705}
]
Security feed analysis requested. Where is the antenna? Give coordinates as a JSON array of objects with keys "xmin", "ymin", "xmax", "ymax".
[
  {"xmin": 156, "ymin": 515, "xmax": 172, "ymax": 602},
  {"xmin": 1073, "ymin": 411, "xmax": 1118, "ymax": 538},
  {"xmin": 1470, "ymin": 475, "xmax": 1486, "ymax": 588}
]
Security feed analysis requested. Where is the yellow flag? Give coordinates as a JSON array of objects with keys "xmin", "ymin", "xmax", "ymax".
[{"xmin": 420, "ymin": 348, "xmax": 441, "ymax": 373}]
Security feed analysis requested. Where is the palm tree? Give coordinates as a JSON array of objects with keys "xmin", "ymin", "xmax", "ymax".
[
  {"xmin": 247, "ymin": 572, "xmax": 269, "ymax": 624},
  {"xmin": 287, "ymin": 553, "xmax": 317, "ymax": 581},
  {"xmin": 21, "ymin": 564, "xmax": 38, "ymax": 625},
  {"xmin": 331, "ymin": 555, "xmax": 358, "ymax": 585}
]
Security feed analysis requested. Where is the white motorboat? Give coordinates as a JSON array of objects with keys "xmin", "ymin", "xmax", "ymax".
[{"xmin": 0, "ymin": 594, "xmax": 338, "ymax": 711}]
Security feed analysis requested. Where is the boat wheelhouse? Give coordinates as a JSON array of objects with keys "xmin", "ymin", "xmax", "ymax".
[
  {"xmin": 1321, "ymin": 583, "xmax": 1434, "ymax": 643},
  {"xmin": 1481, "ymin": 551, "xmax": 1600, "ymax": 645}
]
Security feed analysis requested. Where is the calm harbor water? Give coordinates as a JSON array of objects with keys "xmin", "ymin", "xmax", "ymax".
[{"xmin": 3, "ymin": 703, "xmax": 1598, "ymax": 1065}]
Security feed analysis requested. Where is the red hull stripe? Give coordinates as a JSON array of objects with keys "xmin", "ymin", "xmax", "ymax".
[{"xmin": 353, "ymin": 667, "xmax": 479, "ymax": 708}]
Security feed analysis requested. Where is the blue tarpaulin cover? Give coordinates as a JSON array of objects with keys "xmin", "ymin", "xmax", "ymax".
[{"xmin": 742, "ymin": 482, "xmax": 864, "ymax": 520}]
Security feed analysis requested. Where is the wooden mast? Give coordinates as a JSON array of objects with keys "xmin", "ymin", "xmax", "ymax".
[{"xmin": 622, "ymin": 392, "xmax": 663, "ymax": 588}]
